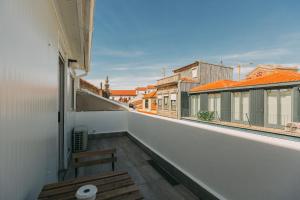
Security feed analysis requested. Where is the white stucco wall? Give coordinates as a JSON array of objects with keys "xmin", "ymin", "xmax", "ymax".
[
  {"xmin": 75, "ymin": 111, "xmax": 128, "ymax": 134},
  {"xmin": 0, "ymin": 1, "xmax": 76, "ymax": 199},
  {"xmin": 127, "ymin": 111, "xmax": 300, "ymax": 200}
]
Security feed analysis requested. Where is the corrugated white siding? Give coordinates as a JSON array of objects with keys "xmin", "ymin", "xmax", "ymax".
[{"xmin": 0, "ymin": 1, "xmax": 75, "ymax": 199}]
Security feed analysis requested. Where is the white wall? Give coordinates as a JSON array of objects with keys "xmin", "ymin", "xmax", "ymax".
[
  {"xmin": 75, "ymin": 111, "xmax": 128, "ymax": 134},
  {"xmin": 128, "ymin": 112, "xmax": 300, "ymax": 200},
  {"xmin": 0, "ymin": 1, "xmax": 76, "ymax": 199}
]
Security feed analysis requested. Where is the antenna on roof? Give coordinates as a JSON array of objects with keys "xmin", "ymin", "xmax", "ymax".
[
  {"xmin": 161, "ymin": 67, "xmax": 166, "ymax": 77},
  {"xmin": 220, "ymin": 57, "xmax": 223, "ymax": 65}
]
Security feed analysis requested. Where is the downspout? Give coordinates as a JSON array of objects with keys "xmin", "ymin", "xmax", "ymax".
[{"xmin": 178, "ymin": 80, "xmax": 182, "ymax": 119}]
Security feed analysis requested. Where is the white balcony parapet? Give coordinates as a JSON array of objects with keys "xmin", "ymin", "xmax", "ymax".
[{"xmin": 76, "ymin": 110, "xmax": 300, "ymax": 200}]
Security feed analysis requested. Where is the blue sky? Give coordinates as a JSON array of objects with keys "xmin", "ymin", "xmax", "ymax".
[{"xmin": 87, "ymin": 0, "xmax": 300, "ymax": 89}]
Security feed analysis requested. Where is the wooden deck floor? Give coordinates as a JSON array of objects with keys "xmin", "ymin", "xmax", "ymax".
[{"xmin": 65, "ymin": 135, "xmax": 199, "ymax": 200}]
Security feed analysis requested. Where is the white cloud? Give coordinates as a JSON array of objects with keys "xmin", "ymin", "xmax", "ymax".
[
  {"xmin": 221, "ymin": 48, "xmax": 290, "ymax": 62},
  {"xmin": 94, "ymin": 48, "xmax": 145, "ymax": 57}
]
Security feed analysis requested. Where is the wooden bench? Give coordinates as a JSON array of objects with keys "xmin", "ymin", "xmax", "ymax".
[
  {"xmin": 38, "ymin": 171, "xmax": 143, "ymax": 200},
  {"xmin": 73, "ymin": 148, "xmax": 117, "ymax": 177}
]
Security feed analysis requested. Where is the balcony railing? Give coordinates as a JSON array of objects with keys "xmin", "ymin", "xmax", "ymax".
[
  {"xmin": 157, "ymin": 74, "xmax": 180, "ymax": 86},
  {"xmin": 74, "ymin": 110, "xmax": 300, "ymax": 200}
]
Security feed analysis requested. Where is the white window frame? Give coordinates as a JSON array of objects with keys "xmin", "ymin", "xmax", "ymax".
[
  {"xmin": 192, "ymin": 67, "xmax": 198, "ymax": 78},
  {"xmin": 208, "ymin": 93, "xmax": 221, "ymax": 120},
  {"xmin": 265, "ymin": 89, "xmax": 293, "ymax": 128}
]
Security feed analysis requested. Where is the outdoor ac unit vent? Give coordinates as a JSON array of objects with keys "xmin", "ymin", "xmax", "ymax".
[{"xmin": 72, "ymin": 126, "xmax": 88, "ymax": 153}]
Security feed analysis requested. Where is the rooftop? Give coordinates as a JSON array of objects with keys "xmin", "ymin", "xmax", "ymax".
[
  {"xmin": 111, "ymin": 90, "xmax": 137, "ymax": 96},
  {"xmin": 135, "ymin": 87, "xmax": 147, "ymax": 91},
  {"xmin": 190, "ymin": 70, "xmax": 300, "ymax": 93},
  {"xmin": 143, "ymin": 91, "xmax": 157, "ymax": 99}
]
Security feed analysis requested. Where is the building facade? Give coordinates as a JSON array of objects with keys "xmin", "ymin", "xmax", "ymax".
[
  {"xmin": 156, "ymin": 61, "xmax": 233, "ymax": 119},
  {"xmin": 0, "ymin": 0, "xmax": 95, "ymax": 199},
  {"xmin": 110, "ymin": 90, "xmax": 137, "ymax": 103},
  {"xmin": 189, "ymin": 69, "xmax": 300, "ymax": 130}
]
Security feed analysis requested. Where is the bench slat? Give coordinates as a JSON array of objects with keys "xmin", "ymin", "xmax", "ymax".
[
  {"xmin": 74, "ymin": 157, "xmax": 117, "ymax": 168},
  {"xmin": 73, "ymin": 148, "xmax": 116, "ymax": 159}
]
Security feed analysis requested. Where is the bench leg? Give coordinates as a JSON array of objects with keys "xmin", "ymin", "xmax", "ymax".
[
  {"xmin": 112, "ymin": 153, "xmax": 115, "ymax": 171},
  {"xmin": 75, "ymin": 158, "xmax": 78, "ymax": 178}
]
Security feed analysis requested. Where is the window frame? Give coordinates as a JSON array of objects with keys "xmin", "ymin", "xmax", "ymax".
[
  {"xmin": 265, "ymin": 88, "xmax": 293, "ymax": 129},
  {"xmin": 163, "ymin": 96, "xmax": 169, "ymax": 110}
]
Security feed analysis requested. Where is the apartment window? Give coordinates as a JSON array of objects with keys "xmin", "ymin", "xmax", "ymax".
[
  {"xmin": 208, "ymin": 93, "xmax": 221, "ymax": 119},
  {"xmin": 190, "ymin": 95, "xmax": 201, "ymax": 117},
  {"xmin": 192, "ymin": 67, "xmax": 197, "ymax": 78},
  {"xmin": 242, "ymin": 92, "xmax": 250, "ymax": 122},
  {"xmin": 164, "ymin": 96, "xmax": 169, "ymax": 110},
  {"xmin": 170, "ymin": 93, "xmax": 176, "ymax": 111},
  {"xmin": 280, "ymin": 89, "xmax": 292, "ymax": 126},
  {"xmin": 158, "ymin": 98, "xmax": 162, "ymax": 110},
  {"xmin": 232, "ymin": 92, "xmax": 250, "ymax": 123},
  {"xmin": 233, "ymin": 92, "xmax": 241, "ymax": 121},
  {"xmin": 266, "ymin": 89, "xmax": 292, "ymax": 127},
  {"xmin": 145, "ymin": 99, "xmax": 149, "ymax": 109}
]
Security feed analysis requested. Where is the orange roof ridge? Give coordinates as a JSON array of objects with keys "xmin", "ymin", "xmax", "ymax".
[
  {"xmin": 190, "ymin": 70, "xmax": 300, "ymax": 93},
  {"xmin": 111, "ymin": 90, "xmax": 136, "ymax": 96},
  {"xmin": 190, "ymin": 80, "xmax": 237, "ymax": 92},
  {"xmin": 144, "ymin": 91, "xmax": 157, "ymax": 99}
]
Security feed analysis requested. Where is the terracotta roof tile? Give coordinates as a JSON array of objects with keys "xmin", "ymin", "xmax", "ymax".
[
  {"xmin": 111, "ymin": 90, "xmax": 136, "ymax": 96},
  {"xmin": 135, "ymin": 87, "xmax": 147, "ymax": 91},
  {"xmin": 146, "ymin": 85, "xmax": 156, "ymax": 89},
  {"xmin": 190, "ymin": 80, "xmax": 237, "ymax": 92},
  {"xmin": 143, "ymin": 91, "xmax": 157, "ymax": 99},
  {"xmin": 233, "ymin": 70, "xmax": 300, "ymax": 88},
  {"xmin": 180, "ymin": 77, "xmax": 197, "ymax": 83},
  {"xmin": 190, "ymin": 70, "xmax": 300, "ymax": 93}
]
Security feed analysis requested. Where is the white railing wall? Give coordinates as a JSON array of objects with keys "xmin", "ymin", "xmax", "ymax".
[
  {"xmin": 75, "ymin": 111, "xmax": 128, "ymax": 134},
  {"xmin": 127, "ymin": 111, "xmax": 300, "ymax": 200}
]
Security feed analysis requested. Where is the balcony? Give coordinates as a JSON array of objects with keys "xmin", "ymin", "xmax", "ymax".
[
  {"xmin": 72, "ymin": 110, "xmax": 300, "ymax": 200},
  {"xmin": 157, "ymin": 74, "xmax": 180, "ymax": 86},
  {"xmin": 64, "ymin": 134, "xmax": 198, "ymax": 199}
]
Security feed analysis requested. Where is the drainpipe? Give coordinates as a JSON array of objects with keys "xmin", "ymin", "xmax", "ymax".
[{"xmin": 177, "ymin": 80, "xmax": 182, "ymax": 119}]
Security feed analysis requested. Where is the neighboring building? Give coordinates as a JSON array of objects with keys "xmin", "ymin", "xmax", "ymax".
[
  {"xmin": 246, "ymin": 64, "xmax": 298, "ymax": 80},
  {"xmin": 145, "ymin": 85, "xmax": 156, "ymax": 94},
  {"xmin": 139, "ymin": 91, "xmax": 157, "ymax": 114},
  {"xmin": 110, "ymin": 90, "xmax": 137, "ymax": 103},
  {"xmin": 135, "ymin": 87, "xmax": 147, "ymax": 97},
  {"xmin": 80, "ymin": 76, "xmax": 110, "ymax": 98},
  {"xmin": 156, "ymin": 61, "xmax": 233, "ymax": 119},
  {"xmin": 189, "ymin": 69, "xmax": 300, "ymax": 130}
]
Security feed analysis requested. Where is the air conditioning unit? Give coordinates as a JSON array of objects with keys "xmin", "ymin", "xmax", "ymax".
[{"xmin": 72, "ymin": 126, "xmax": 88, "ymax": 153}]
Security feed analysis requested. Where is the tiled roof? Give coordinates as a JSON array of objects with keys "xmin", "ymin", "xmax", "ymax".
[
  {"xmin": 147, "ymin": 85, "xmax": 156, "ymax": 89},
  {"xmin": 190, "ymin": 70, "xmax": 300, "ymax": 93},
  {"xmin": 135, "ymin": 87, "xmax": 147, "ymax": 91},
  {"xmin": 233, "ymin": 70, "xmax": 300, "ymax": 88},
  {"xmin": 190, "ymin": 80, "xmax": 237, "ymax": 92},
  {"xmin": 180, "ymin": 77, "xmax": 197, "ymax": 83},
  {"xmin": 111, "ymin": 90, "xmax": 136, "ymax": 96},
  {"xmin": 143, "ymin": 91, "xmax": 157, "ymax": 99}
]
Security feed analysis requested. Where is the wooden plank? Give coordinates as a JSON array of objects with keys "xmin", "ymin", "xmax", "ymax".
[
  {"xmin": 42, "ymin": 171, "xmax": 126, "ymax": 191},
  {"xmin": 74, "ymin": 157, "xmax": 117, "ymax": 168},
  {"xmin": 39, "ymin": 174, "xmax": 131, "ymax": 198},
  {"xmin": 73, "ymin": 148, "xmax": 116, "ymax": 159},
  {"xmin": 96, "ymin": 185, "xmax": 139, "ymax": 200},
  {"xmin": 40, "ymin": 179, "xmax": 135, "ymax": 200}
]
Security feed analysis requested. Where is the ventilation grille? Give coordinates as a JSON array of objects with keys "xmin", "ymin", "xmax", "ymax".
[{"xmin": 72, "ymin": 126, "xmax": 88, "ymax": 153}]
